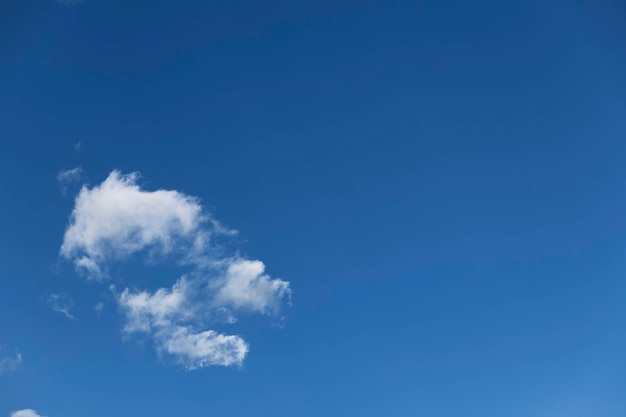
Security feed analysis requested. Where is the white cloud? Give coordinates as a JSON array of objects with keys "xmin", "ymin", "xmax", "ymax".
[
  {"xmin": 160, "ymin": 327, "xmax": 248, "ymax": 369},
  {"xmin": 0, "ymin": 352, "xmax": 22, "ymax": 374},
  {"xmin": 60, "ymin": 170, "xmax": 205, "ymax": 278},
  {"xmin": 213, "ymin": 260, "xmax": 291, "ymax": 314},
  {"xmin": 118, "ymin": 278, "xmax": 189, "ymax": 334},
  {"xmin": 118, "ymin": 280, "xmax": 248, "ymax": 368},
  {"xmin": 94, "ymin": 302, "xmax": 104, "ymax": 315},
  {"xmin": 61, "ymin": 170, "xmax": 290, "ymax": 368},
  {"xmin": 57, "ymin": 167, "xmax": 83, "ymax": 184},
  {"xmin": 10, "ymin": 410, "xmax": 45, "ymax": 417},
  {"xmin": 57, "ymin": 167, "xmax": 84, "ymax": 195},
  {"xmin": 45, "ymin": 293, "xmax": 75, "ymax": 320}
]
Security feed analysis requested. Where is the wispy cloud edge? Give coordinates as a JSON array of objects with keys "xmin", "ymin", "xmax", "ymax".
[
  {"xmin": 0, "ymin": 352, "xmax": 22, "ymax": 374},
  {"xmin": 45, "ymin": 292, "xmax": 75, "ymax": 320}
]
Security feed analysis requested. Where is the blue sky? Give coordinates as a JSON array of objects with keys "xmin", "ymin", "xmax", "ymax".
[{"xmin": 1, "ymin": 0, "xmax": 626, "ymax": 416}]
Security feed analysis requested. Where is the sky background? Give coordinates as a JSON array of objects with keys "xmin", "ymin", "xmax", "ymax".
[{"xmin": 1, "ymin": 0, "xmax": 626, "ymax": 416}]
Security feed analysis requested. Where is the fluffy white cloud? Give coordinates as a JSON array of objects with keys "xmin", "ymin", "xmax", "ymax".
[
  {"xmin": 60, "ymin": 170, "xmax": 205, "ymax": 278},
  {"xmin": 160, "ymin": 327, "xmax": 248, "ymax": 369},
  {"xmin": 213, "ymin": 260, "xmax": 291, "ymax": 314},
  {"xmin": 45, "ymin": 293, "xmax": 75, "ymax": 320},
  {"xmin": 0, "ymin": 352, "xmax": 22, "ymax": 374},
  {"xmin": 61, "ymin": 170, "xmax": 290, "ymax": 368},
  {"xmin": 118, "ymin": 278, "xmax": 189, "ymax": 334},
  {"xmin": 10, "ymin": 410, "xmax": 45, "ymax": 417},
  {"xmin": 118, "ymin": 280, "xmax": 248, "ymax": 368}
]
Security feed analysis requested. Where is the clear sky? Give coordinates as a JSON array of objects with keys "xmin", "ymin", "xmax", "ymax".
[{"xmin": 1, "ymin": 0, "xmax": 626, "ymax": 416}]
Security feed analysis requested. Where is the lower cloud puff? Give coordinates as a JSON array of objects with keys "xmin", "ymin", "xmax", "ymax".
[
  {"xmin": 11, "ymin": 410, "xmax": 45, "ymax": 417},
  {"xmin": 117, "ymin": 279, "xmax": 249, "ymax": 368},
  {"xmin": 158, "ymin": 327, "xmax": 249, "ymax": 368}
]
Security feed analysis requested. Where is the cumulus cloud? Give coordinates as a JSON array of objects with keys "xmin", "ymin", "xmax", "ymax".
[
  {"xmin": 45, "ymin": 293, "xmax": 75, "ymax": 320},
  {"xmin": 118, "ymin": 278, "xmax": 190, "ymax": 334},
  {"xmin": 161, "ymin": 327, "xmax": 248, "ymax": 368},
  {"xmin": 61, "ymin": 170, "xmax": 290, "ymax": 368},
  {"xmin": 11, "ymin": 410, "xmax": 45, "ymax": 417},
  {"xmin": 213, "ymin": 260, "xmax": 290, "ymax": 314},
  {"xmin": 61, "ymin": 171, "xmax": 205, "ymax": 278},
  {"xmin": 117, "ymin": 278, "xmax": 249, "ymax": 368},
  {"xmin": 0, "ymin": 352, "xmax": 22, "ymax": 374}
]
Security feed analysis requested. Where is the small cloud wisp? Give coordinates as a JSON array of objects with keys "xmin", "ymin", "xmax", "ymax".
[
  {"xmin": 45, "ymin": 293, "xmax": 75, "ymax": 320},
  {"xmin": 0, "ymin": 352, "xmax": 22, "ymax": 374}
]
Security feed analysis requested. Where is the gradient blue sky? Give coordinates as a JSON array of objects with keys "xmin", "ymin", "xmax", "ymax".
[{"xmin": 1, "ymin": 0, "xmax": 626, "ymax": 416}]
